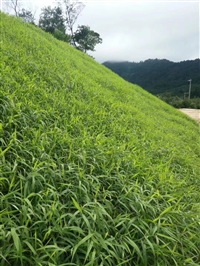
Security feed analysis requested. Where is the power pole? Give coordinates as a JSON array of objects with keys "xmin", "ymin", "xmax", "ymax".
[{"xmin": 188, "ymin": 79, "xmax": 192, "ymax": 99}]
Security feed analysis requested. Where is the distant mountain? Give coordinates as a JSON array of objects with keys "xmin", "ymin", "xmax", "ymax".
[{"xmin": 102, "ymin": 59, "xmax": 200, "ymax": 98}]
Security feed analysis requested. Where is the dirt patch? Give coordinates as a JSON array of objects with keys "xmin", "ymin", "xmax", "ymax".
[{"xmin": 179, "ymin": 109, "xmax": 200, "ymax": 123}]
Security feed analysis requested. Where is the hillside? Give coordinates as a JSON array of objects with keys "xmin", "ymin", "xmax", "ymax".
[
  {"xmin": 1, "ymin": 12, "xmax": 200, "ymax": 266},
  {"xmin": 102, "ymin": 59, "xmax": 200, "ymax": 97}
]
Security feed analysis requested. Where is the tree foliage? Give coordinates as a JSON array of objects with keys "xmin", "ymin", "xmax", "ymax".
[
  {"xmin": 39, "ymin": 5, "xmax": 70, "ymax": 43},
  {"xmin": 39, "ymin": 6, "xmax": 66, "ymax": 34},
  {"xmin": 37, "ymin": 2, "xmax": 102, "ymax": 52},
  {"xmin": 53, "ymin": 29, "xmax": 71, "ymax": 43},
  {"xmin": 74, "ymin": 25, "xmax": 102, "ymax": 53},
  {"xmin": 4, "ymin": 0, "xmax": 102, "ymax": 52},
  {"xmin": 18, "ymin": 8, "xmax": 35, "ymax": 24}
]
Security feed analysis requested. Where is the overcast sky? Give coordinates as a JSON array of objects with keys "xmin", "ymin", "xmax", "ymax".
[
  {"xmin": 2, "ymin": 0, "xmax": 199, "ymax": 63},
  {"xmin": 75, "ymin": 0, "xmax": 199, "ymax": 63}
]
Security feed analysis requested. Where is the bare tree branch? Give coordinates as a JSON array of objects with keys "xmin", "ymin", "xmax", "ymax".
[
  {"xmin": 59, "ymin": 0, "xmax": 85, "ymax": 46},
  {"xmin": 3, "ymin": 0, "xmax": 21, "ymax": 16}
]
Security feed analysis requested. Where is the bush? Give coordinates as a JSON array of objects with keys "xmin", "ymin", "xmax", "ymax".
[
  {"xmin": 158, "ymin": 94, "xmax": 200, "ymax": 109},
  {"xmin": 53, "ymin": 29, "xmax": 70, "ymax": 43}
]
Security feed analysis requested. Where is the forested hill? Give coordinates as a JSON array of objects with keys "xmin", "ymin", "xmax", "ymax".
[{"xmin": 102, "ymin": 59, "xmax": 200, "ymax": 97}]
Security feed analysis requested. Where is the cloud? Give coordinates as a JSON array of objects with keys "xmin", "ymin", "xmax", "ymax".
[{"xmin": 75, "ymin": 1, "xmax": 199, "ymax": 62}]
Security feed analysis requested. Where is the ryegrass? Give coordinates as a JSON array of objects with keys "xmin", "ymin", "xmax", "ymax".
[{"xmin": 0, "ymin": 12, "xmax": 200, "ymax": 265}]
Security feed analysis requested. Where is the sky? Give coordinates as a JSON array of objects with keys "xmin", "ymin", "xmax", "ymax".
[{"xmin": 1, "ymin": 0, "xmax": 199, "ymax": 63}]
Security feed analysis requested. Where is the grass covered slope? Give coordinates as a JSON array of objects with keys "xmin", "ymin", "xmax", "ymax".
[{"xmin": 1, "ymin": 12, "xmax": 200, "ymax": 265}]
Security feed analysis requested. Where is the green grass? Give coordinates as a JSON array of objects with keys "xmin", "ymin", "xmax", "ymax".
[{"xmin": 0, "ymin": 12, "xmax": 200, "ymax": 265}]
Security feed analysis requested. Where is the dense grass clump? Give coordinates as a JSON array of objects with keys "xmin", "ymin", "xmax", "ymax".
[{"xmin": 0, "ymin": 12, "xmax": 200, "ymax": 265}]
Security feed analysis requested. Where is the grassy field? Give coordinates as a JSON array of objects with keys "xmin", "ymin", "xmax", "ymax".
[{"xmin": 0, "ymin": 12, "xmax": 200, "ymax": 266}]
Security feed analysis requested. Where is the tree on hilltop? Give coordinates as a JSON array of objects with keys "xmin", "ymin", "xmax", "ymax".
[
  {"xmin": 39, "ymin": 6, "xmax": 70, "ymax": 43},
  {"xmin": 39, "ymin": 6, "xmax": 66, "ymax": 34},
  {"xmin": 59, "ymin": 0, "xmax": 85, "ymax": 46},
  {"xmin": 19, "ymin": 8, "xmax": 35, "ymax": 24},
  {"xmin": 74, "ymin": 25, "xmax": 102, "ymax": 53}
]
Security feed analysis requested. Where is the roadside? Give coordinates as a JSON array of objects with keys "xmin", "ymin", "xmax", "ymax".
[{"xmin": 179, "ymin": 109, "xmax": 200, "ymax": 124}]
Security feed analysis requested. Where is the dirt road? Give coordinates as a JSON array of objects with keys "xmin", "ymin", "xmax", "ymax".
[{"xmin": 179, "ymin": 109, "xmax": 200, "ymax": 123}]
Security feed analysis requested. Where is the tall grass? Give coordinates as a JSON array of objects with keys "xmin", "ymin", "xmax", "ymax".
[{"xmin": 0, "ymin": 12, "xmax": 200, "ymax": 265}]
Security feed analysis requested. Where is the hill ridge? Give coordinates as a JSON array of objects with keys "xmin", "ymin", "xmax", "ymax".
[{"xmin": 102, "ymin": 58, "xmax": 200, "ymax": 97}]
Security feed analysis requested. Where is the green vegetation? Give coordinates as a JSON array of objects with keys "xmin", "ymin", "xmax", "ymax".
[
  {"xmin": 39, "ymin": 6, "xmax": 68, "ymax": 37},
  {"xmin": 38, "ymin": 2, "xmax": 102, "ymax": 53},
  {"xmin": 157, "ymin": 94, "xmax": 200, "ymax": 109},
  {"xmin": 3, "ymin": 0, "xmax": 102, "ymax": 53},
  {"xmin": 1, "ymin": 12, "xmax": 200, "ymax": 266},
  {"xmin": 103, "ymin": 59, "xmax": 200, "ymax": 109},
  {"xmin": 74, "ymin": 25, "xmax": 103, "ymax": 53},
  {"xmin": 38, "ymin": 5, "xmax": 71, "ymax": 44}
]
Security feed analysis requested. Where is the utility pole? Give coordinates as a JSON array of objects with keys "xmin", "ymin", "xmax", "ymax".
[{"xmin": 188, "ymin": 79, "xmax": 192, "ymax": 100}]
